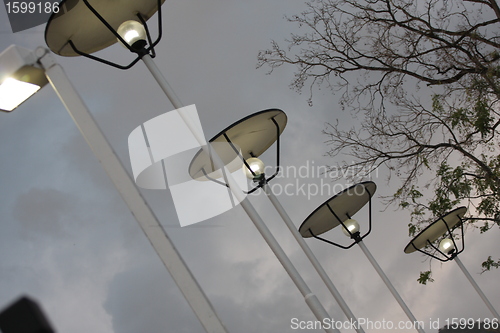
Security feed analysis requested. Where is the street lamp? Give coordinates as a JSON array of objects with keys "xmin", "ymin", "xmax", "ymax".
[
  {"xmin": 189, "ymin": 110, "xmax": 366, "ymax": 333},
  {"xmin": 44, "ymin": 1, "xmax": 337, "ymax": 331},
  {"xmin": 188, "ymin": 109, "xmax": 285, "ymax": 189},
  {"xmin": 299, "ymin": 182, "xmax": 426, "ymax": 333},
  {"xmin": 0, "ymin": 45, "xmax": 48, "ymax": 112},
  {"xmin": 404, "ymin": 207, "xmax": 499, "ymax": 318},
  {"xmin": 45, "ymin": 0, "xmax": 163, "ymax": 67}
]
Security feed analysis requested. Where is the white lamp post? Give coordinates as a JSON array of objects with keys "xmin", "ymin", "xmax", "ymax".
[
  {"xmin": 0, "ymin": 44, "xmax": 229, "ymax": 333},
  {"xmin": 43, "ymin": 1, "xmax": 337, "ymax": 331},
  {"xmin": 299, "ymin": 182, "xmax": 426, "ymax": 333},
  {"xmin": 189, "ymin": 110, "xmax": 365, "ymax": 333}
]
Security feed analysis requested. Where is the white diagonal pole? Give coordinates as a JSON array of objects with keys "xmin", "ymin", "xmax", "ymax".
[
  {"xmin": 357, "ymin": 240, "xmax": 425, "ymax": 333},
  {"xmin": 264, "ymin": 183, "xmax": 365, "ymax": 333},
  {"xmin": 141, "ymin": 53, "xmax": 338, "ymax": 333},
  {"xmin": 37, "ymin": 48, "xmax": 228, "ymax": 333},
  {"xmin": 454, "ymin": 256, "xmax": 499, "ymax": 319}
]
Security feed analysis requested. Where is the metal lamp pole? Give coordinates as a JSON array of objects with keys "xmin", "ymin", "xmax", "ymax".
[
  {"xmin": 339, "ymin": 225, "xmax": 425, "ymax": 333},
  {"xmin": 36, "ymin": 48, "xmax": 229, "ymax": 333},
  {"xmin": 140, "ymin": 54, "xmax": 338, "ymax": 333},
  {"xmin": 356, "ymin": 240, "xmax": 424, "ymax": 332},
  {"xmin": 191, "ymin": 110, "xmax": 363, "ymax": 331},
  {"xmin": 454, "ymin": 256, "xmax": 499, "ymax": 318},
  {"xmin": 263, "ymin": 183, "xmax": 365, "ymax": 333},
  {"xmin": 43, "ymin": 2, "xmax": 338, "ymax": 328},
  {"xmin": 300, "ymin": 182, "xmax": 425, "ymax": 333}
]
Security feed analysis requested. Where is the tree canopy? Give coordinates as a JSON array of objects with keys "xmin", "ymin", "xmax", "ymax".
[{"xmin": 258, "ymin": 0, "xmax": 500, "ymax": 283}]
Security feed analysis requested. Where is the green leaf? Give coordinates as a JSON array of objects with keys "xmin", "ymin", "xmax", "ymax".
[
  {"xmin": 481, "ymin": 256, "xmax": 500, "ymax": 272},
  {"xmin": 408, "ymin": 223, "xmax": 417, "ymax": 237},
  {"xmin": 417, "ymin": 271, "xmax": 434, "ymax": 285},
  {"xmin": 473, "ymin": 99, "xmax": 493, "ymax": 137}
]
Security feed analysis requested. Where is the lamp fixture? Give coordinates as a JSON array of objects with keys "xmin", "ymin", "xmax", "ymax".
[
  {"xmin": 404, "ymin": 207, "xmax": 499, "ymax": 318},
  {"xmin": 404, "ymin": 206, "xmax": 466, "ymax": 261},
  {"xmin": 299, "ymin": 181, "xmax": 375, "ymax": 249},
  {"xmin": 189, "ymin": 109, "xmax": 286, "ymax": 194},
  {"xmin": 45, "ymin": 0, "xmax": 164, "ymax": 69},
  {"xmin": 0, "ymin": 45, "xmax": 48, "ymax": 112}
]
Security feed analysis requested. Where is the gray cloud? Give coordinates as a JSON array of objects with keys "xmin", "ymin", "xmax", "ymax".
[
  {"xmin": 1, "ymin": 1, "xmax": 500, "ymax": 332},
  {"xmin": 13, "ymin": 187, "xmax": 77, "ymax": 240}
]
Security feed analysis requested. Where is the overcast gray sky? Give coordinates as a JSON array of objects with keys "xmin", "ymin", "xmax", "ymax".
[{"xmin": 1, "ymin": 1, "xmax": 499, "ymax": 332}]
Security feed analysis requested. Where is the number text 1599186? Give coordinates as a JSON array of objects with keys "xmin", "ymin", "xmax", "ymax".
[{"xmin": 5, "ymin": 2, "xmax": 60, "ymax": 14}]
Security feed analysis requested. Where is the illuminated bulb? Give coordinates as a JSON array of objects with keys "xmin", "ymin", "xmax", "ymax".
[
  {"xmin": 117, "ymin": 20, "xmax": 147, "ymax": 49},
  {"xmin": 243, "ymin": 157, "xmax": 265, "ymax": 179},
  {"xmin": 0, "ymin": 78, "xmax": 40, "ymax": 112},
  {"xmin": 341, "ymin": 219, "xmax": 360, "ymax": 237},
  {"xmin": 439, "ymin": 238, "xmax": 455, "ymax": 254}
]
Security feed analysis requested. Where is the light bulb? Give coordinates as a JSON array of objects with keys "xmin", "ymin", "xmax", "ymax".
[
  {"xmin": 243, "ymin": 157, "xmax": 265, "ymax": 179},
  {"xmin": 117, "ymin": 20, "xmax": 147, "ymax": 48},
  {"xmin": 0, "ymin": 78, "xmax": 40, "ymax": 112},
  {"xmin": 439, "ymin": 238, "xmax": 455, "ymax": 254},
  {"xmin": 341, "ymin": 219, "xmax": 360, "ymax": 237}
]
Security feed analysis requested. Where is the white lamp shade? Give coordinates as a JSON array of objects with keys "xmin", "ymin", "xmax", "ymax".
[
  {"xmin": 404, "ymin": 207, "xmax": 467, "ymax": 254},
  {"xmin": 299, "ymin": 182, "xmax": 377, "ymax": 238},
  {"xmin": 439, "ymin": 238, "xmax": 455, "ymax": 254},
  {"xmin": 342, "ymin": 219, "xmax": 360, "ymax": 237},
  {"xmin": 188, "ymin": 109, "xmax": 287, "ymax": 182},
  {"xmin": 243, "ymin": 157, "xmax": 265, "ymax": 179}
]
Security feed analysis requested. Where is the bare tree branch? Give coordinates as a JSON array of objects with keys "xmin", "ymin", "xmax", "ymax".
[{"xmin": 259, "ymin": 0, "xmax": 500, "ymax": 283}]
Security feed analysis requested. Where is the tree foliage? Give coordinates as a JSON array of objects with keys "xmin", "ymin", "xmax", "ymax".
[{"xmin": 258, "ymin": 0, "xmax": 500, "ymax": 282}]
